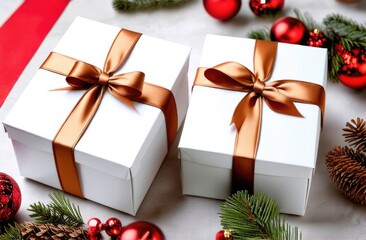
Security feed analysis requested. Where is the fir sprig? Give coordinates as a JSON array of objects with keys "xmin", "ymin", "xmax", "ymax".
[
  {"xmin": 0, "ymin": 223, "xmax": 22, "ymax": 240},
  {"xmin": 323, "ymin": 13, "xmax": 366, "ymax": 50},
  {"xmin": 28, "ymin": 192, "xmax": 84, "ymax": 227},
  {"xmin": 220, "ymin": 191, "xmax": 301, "ymax": 240},
  {"xmin": 247, "ymin": 27, "xmax": 270, "ymax": 41},
  {"xmin": 112, "ymin": 0, "xmax": 191, "ymax": 11}
]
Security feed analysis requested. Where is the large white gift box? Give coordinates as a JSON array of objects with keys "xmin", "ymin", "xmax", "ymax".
[
  {"xmin": 3, "ymin": 17, "xmax": 191, "ymax": 215},
  {"xmin": 178, "ymin": 34, "xmax": 327, "ymax": 216}
]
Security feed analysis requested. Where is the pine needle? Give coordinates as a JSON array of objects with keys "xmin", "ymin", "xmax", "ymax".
[
  {"xmin": 219, "ymin": 191, "xmax": 302, "ymax": 240},
  {"xmin": 323, "ymin": 13, "xmax": 366, "ymax": 50},
  {"xmin": 28, "ymin": 192, "xmax": 84, "ymax": 227},
  {"xmin": 0, "ymin": 223, "xmax": 22, "ymax": 240},
  {"xmin": 247, "ymin": 28, "xmax": 271, "ymax": 41}
]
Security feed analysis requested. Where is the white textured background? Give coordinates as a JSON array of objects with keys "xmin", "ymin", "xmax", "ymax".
[{"xmin": 1, "ymin": 0, "xmax": 366, "ymax": 239}]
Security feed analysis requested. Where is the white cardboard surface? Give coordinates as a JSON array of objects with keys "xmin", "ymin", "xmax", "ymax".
[
  {"xmin": 178, "ymin": 34, "xmax": 327, "ymax": 215},
  {"xmin": 3, "ymin": 17, "xmax": 191, "ymax": 215}
]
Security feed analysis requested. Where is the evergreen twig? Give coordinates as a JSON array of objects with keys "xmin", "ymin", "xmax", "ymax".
[
  {"xmin": 0, "ymin": 223, "xmax": 22, "ymax": 240},
  {"xmin": 323, "ymin": 13, "xmax": 366, "ymax": 50},
  {"xmin": 113, "ymin": 0, "xmax": 191, "ymax": 11},
  {"xmin": 219, "ymin": 191, "xmax": 301, "ymax": 240},
  {"xmin": 28, "ymin": 192, "xmax": 84, "ymax": 227},
  {"xmin": 247, "ymin": 27, "xmax": 270, "ymax": 41}
]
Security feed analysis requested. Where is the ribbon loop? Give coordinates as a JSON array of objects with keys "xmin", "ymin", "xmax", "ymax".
[{"xmin": 66, "ymin": 61, "xmax": 101, "ymax": 88}]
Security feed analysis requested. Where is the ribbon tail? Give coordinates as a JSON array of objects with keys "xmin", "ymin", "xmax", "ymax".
[
  {"xmin": 263, "ymin": 87, "xmax": 304, "ymax": 118},
  {"xmin": 53, "ymin": 85, "xmax": 105, "ymax": 197},
  {"xmin": 269, "ymin": 80, "xmax": 326, "ymax": 127},
  {"xmin": 232, "ymin": 94, "xmax": 262, "ymax": 195},
  {"xmin": 108, "ymin": 87, "xmax": 136, "ymax": 110},
  {"xmin": 135, "ymin": 83, "xmax": 178, "ymax": 148}
]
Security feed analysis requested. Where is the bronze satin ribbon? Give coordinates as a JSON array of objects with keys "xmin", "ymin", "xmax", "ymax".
[
  {"xmin": 40, "ymin": 29, "xmax": 178, "ymax": 197},
  {"xmin": 194, "ymin": 40, "xmax": 325, "ymax": 194}
]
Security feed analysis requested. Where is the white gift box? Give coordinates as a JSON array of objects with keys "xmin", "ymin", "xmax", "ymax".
[
  {"xmin": 178, "ymin": 35, "xmax": 327, "ymax": 216},
  {"xmin": 3, "ymin": 17, "xmax": 191, "ymax": 215}
]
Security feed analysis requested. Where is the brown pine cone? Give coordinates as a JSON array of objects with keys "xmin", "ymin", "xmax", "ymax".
[
  {"xmin": 325, "ymin": 145, "xmax": 366, "ymax": 205},
  {"xmin": 20, "ymin": 222, "xmax": 88, "ymax": 240}
]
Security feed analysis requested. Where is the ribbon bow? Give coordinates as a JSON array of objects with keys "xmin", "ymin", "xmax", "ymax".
[
  {"xmin": 40, "ymin": 29, "xmax": 178, "ymax": 198},
  {"xmin": 194, "ymin": 40, "xmax": 325, "ymax": 194},
  {"xmin": 65, "ymin": 58, "xmax": 145, "ymax": 109}
]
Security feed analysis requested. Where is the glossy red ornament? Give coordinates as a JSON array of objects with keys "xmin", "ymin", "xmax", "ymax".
[
  {"xmin": 249, "ymin": 0, "xmax": 284, "ymax": 16},
  {"xmin": 105, "ymin": 217, "xmax": 123, "ymax": 237},
  {"xmin": 335, "ymin": 43, "xmax": 366, "ymax": 89},
  {"xmin": 118, "ymin": 221, "xmax": 165, "ymax": 240},
  {"xmin": 203, "ymin": 0, "xmax": 242, "ymax": 21},
  {"xmin": 87, "ymin": 217, "xmax": 104, "ymax": 238},
  {"xmin": 270, "ymin": 16, "xmax": 307, "ymax": 44},
  {"xmin": 216, "ymin": 230, "xmax": 233, "ymax": 240},
  {"xmin": 0, "ymin": 172, "xmax": 21, "ymax": 223}
]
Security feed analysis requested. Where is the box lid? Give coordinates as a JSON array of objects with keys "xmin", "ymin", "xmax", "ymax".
[
  {"xmin": 3, "ymin": 17, "xmax": 191, "ymax": 179},
  {"xmin": 179, "ymin": 34, "xmax": 327, "ymax": 179}
]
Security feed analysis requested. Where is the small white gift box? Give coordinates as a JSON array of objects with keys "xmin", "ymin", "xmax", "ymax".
[
  {"xmin": 3, "ymin": 17, "xmax": 191, "ymax": 215},
  {"xmin": 178, "ymin": 34, "xmax": 327, "ymax": 216}
]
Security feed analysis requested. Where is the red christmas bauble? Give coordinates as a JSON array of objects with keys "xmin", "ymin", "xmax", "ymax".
[
  {"xmin": 270, "ymin": 16, "xmax": 307, "ymax": 44},
  {"xmin": 118, "ymin": 221, "xmax": 165, "ymax": 240},
  {"xmin": 249, "ymin": 0, "xmax": 284, "ymax": 16},
  {"xmin": 0, "ymin": 172, "xmax": 21, "ymax": 223},
  {"xmin": 338, "ymin": 74, "xmax": 366, "ymax": 89},
  {"xmin": 203, "ymin": 0, "xmax": 242, "ymax": 21},
  {"xmin": 87, "ymin": 217, "xmax": 104, "ymax": 237},
  {"xmin": 335, "ymin": 43, "xmax": 366, "ymax": 89},
  {"xmin": 105, "ymin": 217, "xmax": 123, "ymax": 237},
  {"xmin": 216, "ymin": 230, "xmax": 233, "ymax": 240}
]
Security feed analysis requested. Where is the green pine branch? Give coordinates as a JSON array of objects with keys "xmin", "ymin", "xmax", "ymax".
[
  {"xmin": 28, "ymin": 192, "xmax": 84, "ymax": 227},
  {"xmin": 219, "ymin": 191, "xmax": 301, "ymax": 240},
  {"xmin": 112, "ymin": 0, "xmax": 191, "ymax": 11},
  {"xmin": 323, "ymin": 13, "xmax": 366, "ymax": 50},
  {"xmin": 0, "ymin": 223, "xmax": 22, "ymax": 240},
  {"xmin": 247, "ymin": 27, "xmax": 271, "ymax": 41}
]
